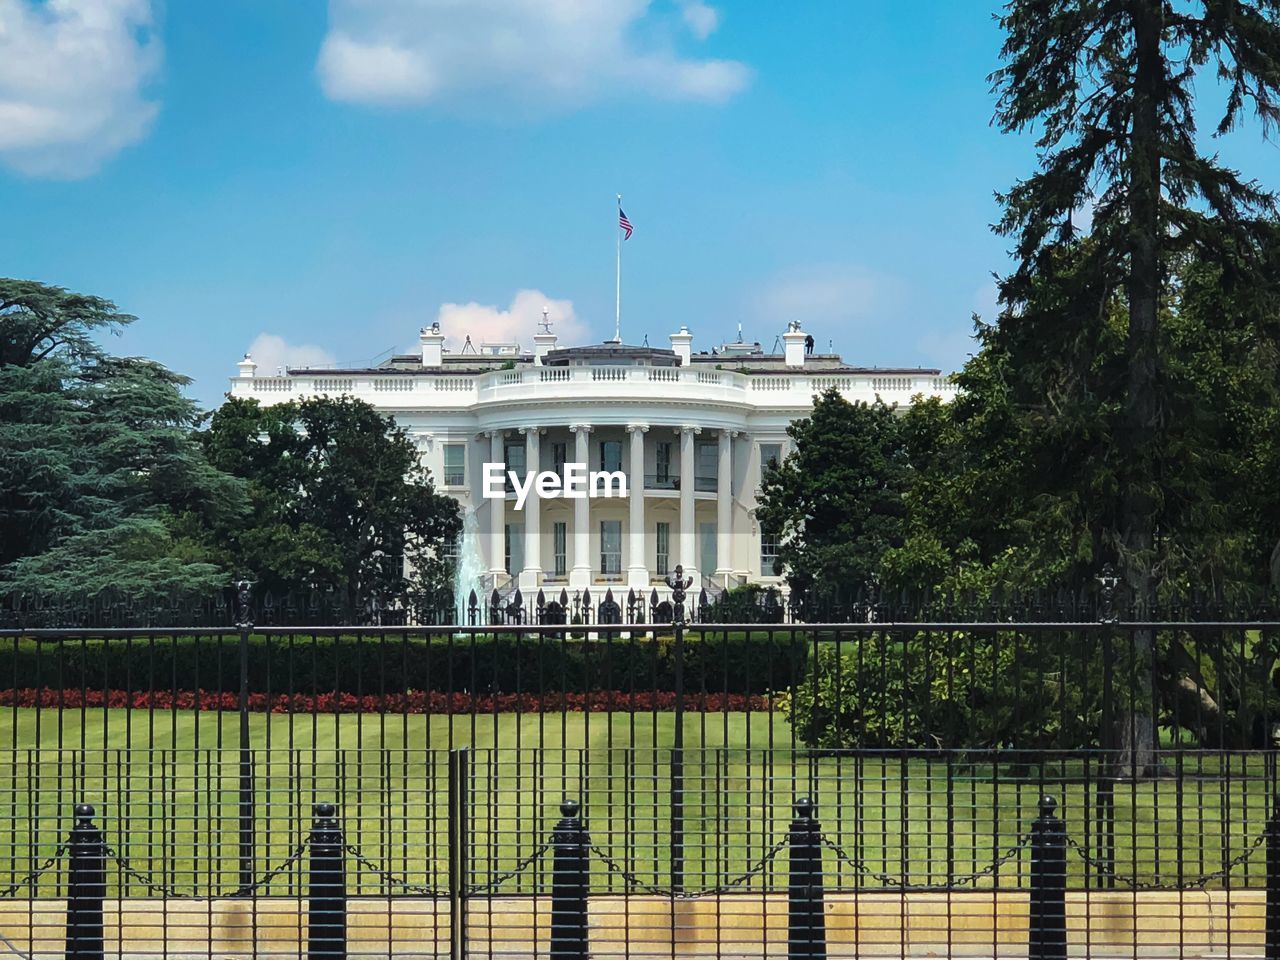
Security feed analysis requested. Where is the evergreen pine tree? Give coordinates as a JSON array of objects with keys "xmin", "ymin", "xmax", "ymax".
[{"xmin": 990, "ymin": 0, "xmax": 1280, "ymax": 767}]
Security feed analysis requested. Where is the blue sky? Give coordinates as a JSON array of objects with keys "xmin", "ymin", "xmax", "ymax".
[{"xmin": 2, "ymin": 1, "xmax": 1276, "ymax": 406}]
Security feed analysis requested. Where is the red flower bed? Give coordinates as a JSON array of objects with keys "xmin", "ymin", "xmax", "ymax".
[{"xmin": 0, "ymin": 687, "xmax": 772, "ymax": 714}]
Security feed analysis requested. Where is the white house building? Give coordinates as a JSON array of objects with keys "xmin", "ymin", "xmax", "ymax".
[{"xmin": 228, "ymin": 318, "xmax": 954, "ymax": 605}]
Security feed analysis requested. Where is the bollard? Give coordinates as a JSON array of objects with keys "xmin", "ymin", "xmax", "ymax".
[
  {"xmin": 788, "ymin": 797, "xmax": 827, "ymax": 960},
  {"xmin": 65, "ymin": 804, "xmax": 106, "ymax": 960},
  {"xmin": 1267, "ymin": 798, "xmax": 1280, "ymax": 960},
  {"xmin": 550, "ymin": 800, "xmax": 590, "ymax": 960},
  {"xmin": 308, "ymin": 802, "xmax": 346, "ymax": 960},
  {"xmin": 1029, "ymin": 795, "xmax": 1067, "ymax": 960}
]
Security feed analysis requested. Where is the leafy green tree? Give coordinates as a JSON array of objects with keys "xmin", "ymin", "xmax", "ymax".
[
  {"xmin": 755, "ymin": 390, "xmax": 907, "ymax": 616},
  {"xmin": 990, "ymin": 0, "xmax": 1280, "ymax": 769},
  {"xmin": 992, "ymin": 0, "xmax": 1280, "ymax": 598},
  {"xmin": 201, "ymin": 395, "xmax": 460, "ymax": 619},
  {"xmin": 779, "ymin": 628, "xmax": 1102, "ymax": 750},
  {"xmin": 0, "ymin": 280, "xmax": 245, "ymax": 603},
  {"xmin": 878, "ymin": 241, "xmax": 1280, "ymax": 749}
]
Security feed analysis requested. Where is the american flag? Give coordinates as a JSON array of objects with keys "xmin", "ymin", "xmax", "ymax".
[{"xmin": 618, "ymin": 207, "xmax": 633, "ymax": 240}]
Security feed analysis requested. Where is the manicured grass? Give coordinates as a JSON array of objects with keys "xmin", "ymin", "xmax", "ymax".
[{"xmin": 0, "ymin": 708, "xmax": 1272, "ymax": 896}]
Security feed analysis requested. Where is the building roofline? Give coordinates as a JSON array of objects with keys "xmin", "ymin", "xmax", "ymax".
[{"xmin": 281, "ymin": 362, "xmax": 946, "ymax": 377}]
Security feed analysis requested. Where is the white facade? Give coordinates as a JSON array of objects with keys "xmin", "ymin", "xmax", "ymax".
[{"xmin": 228, "ymin": 322, "xmax": 954, "ymax": 602}]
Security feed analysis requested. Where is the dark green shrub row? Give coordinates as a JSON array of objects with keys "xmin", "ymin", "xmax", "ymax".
[{"xmin": 4, "ymin": 632, "xmax": 808, "ymax": 696}]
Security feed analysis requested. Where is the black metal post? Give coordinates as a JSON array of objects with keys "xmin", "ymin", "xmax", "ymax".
[
  {"xmin": 234, "ymin": 579, "xmax": 255, "ymax": 891},
  {"xmin": 550, "ymin": 799, "xmax": 590, "ymax": 960},
  {"xmin": 308, "ymin": 802, "xmax": 346, "ymax": 960},
  {"xmin": 664, "ymin": 565, "xmax": 691, "ymax": 895},
  {"xmin": 1267, "ymin": 795, "xmax": 1280, "ymax": 960},
  {"xmin": 1096, "ymin": 567, "xmax": 1119, "ymax": 883},
  {"xmin": 671, "ymin": 618, "xmax": 685, "ymax": 894},
  {"xmin": 449, "ymin": 748, "xmax": 470, "ymax": 960},
  {"xmin": 65, "ymin": 804, "xmax": 105, "ymax": 960},
  {"xmin": 1029, "ymin": 795, "xmax": 1067, "ymax": 960},
  {"xmin": 788, "ymin": 798, "xmax": 827, "ymax": 960}
]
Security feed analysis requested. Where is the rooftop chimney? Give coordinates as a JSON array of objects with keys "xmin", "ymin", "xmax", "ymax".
[
  {"xmin": 534, "ymin": 306, "xmax": 557, "ymax": 365},
  {"xmin": 237, "ymin": 354, "xmax": 257, "ymax": 378},
  {"xmin": 782, "ymin": 321, "xmax": 806, "ymax": 368},
  {"xmin": 669, "ymin": 325, "xmax": 693, "ymax": 366},
  {"xmin": 421, "ymin": 322, "xmax": 445, "ymax": 367}
]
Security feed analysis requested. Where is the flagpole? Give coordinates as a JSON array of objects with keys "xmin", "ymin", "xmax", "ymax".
[{"xmin": 614, "ymin": 194, "xmax": 622, "ymax": 343}]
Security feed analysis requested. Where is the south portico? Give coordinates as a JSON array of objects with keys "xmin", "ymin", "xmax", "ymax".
[{"xmin": 477, "ymin": 415, "xmax": 750, "ymax": 597}]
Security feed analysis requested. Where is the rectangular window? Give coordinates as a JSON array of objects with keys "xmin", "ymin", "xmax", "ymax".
[
  {"xmin": 504, "ymin": 523, "xmax": 524, "ymax": 575},
  {"xmin": 443, "ymin": 443, "xmax": 466, "ymax": 486},
  {"xmin": 552, "ymin": 441, "xmax": 568, "ymax": 475},
  {"xmin": 442, "ymin": 532, "xmax": 459, "ymax": 569},
  {"xmin": 553, "ymin": 522, "xmax": 567, "ymax": 577},
  {"xmin": 504, "ymin": 442, "xmax": 526, "ymax": 493},
  {"xmin": 699, "ymin": 521, "xmax": 717, "ymax": 576},
  {"xmin": 655, "ymin": 522, "xmax": 670, "ymax": 577},
  {"xmin": 505, "ymin": 443, "xmax": 526, "ymax": 474},
  {"xmin": 695, "ymin": 443, "xmax": 717, "ymax": 492},
  {"xmin": 600, "ymin": 440, "xmax": 623, "ymax": 473},
  {"xmin": 600, "ymin": 520, "xmax": 622, "ymax": 575},
  {"xmin": 655, "ymin": 442, "xmax": 672, "ymax": 483},
  {"xmin": 760, "ymin": 526, "xmax": 781, "ymax": 576},
  {"xmin": 760, "ymin": 443, "xmax": 782, "ymax": 485}
]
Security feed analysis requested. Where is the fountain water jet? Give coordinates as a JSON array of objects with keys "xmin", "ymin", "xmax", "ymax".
[{"xmin": 452, "ymin": 505, "xmax": 485, "ymax": 625}]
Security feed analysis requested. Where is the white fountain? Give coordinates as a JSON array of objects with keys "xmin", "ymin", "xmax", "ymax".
[{"xmin": 452, "ymin": 506, "xmax": 486, "ymax": 626}]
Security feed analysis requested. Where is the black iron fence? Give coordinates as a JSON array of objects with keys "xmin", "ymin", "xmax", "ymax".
[
  {"xmin": 5, "ymin": 603, "xmax": 1280, "ymax": 956},
  {"xmin": 9, "ymin": 745, "xmax": 1277, "ymax": 898},
  {"xmin": 6, "ymin": 616, "xmax": 1278, "ymax": 754},
  {"xmin": 10, "ymin": 565, "xmax": 1280, "ymax": 630},
  {"xmin": 3, "ymin": 749, "xmax": 1280, "ymax": 959}
]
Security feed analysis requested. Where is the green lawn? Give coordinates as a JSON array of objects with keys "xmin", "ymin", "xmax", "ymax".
[{"xmin": 0, "ymin": 708, "xmax": 1272, "ymax": 896}]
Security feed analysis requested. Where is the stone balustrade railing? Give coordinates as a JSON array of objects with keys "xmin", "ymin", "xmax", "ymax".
[{"xmin": 231, "ymin": 364, "xmax": 956, "ymax": 408}]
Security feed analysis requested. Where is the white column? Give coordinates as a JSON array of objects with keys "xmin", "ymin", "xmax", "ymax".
[
  {"xmin": 488, "ymin": 431, "xmax": 506, "ymax": 580},
  {"xmin": 679, "ymin": 425, "xmax": 699, "ymax": 585},
  {"xmin": 570, "ymin": 424, "xmax": 592, "ymax": 588},
  {"xmin": 715, "ymin": 429, "xmax": 733, "ymax": 581},
  {"xmin": 519, "ymin": 427, "xmax": 542, "ymax": 591},
  {"xmin": 627, "ymin": 423, "xmax": 648, "ymax": 588}
]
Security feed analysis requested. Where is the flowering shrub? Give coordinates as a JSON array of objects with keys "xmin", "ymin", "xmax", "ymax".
[{"xmin": 0, "ymin": 687, "xmax": 772, "ymax": 714}]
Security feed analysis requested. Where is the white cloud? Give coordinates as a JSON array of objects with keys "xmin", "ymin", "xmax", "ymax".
[
  {"xmin": 754, "ymin": 264, "xmax": 897, "ymax": 330},
  {"xmin": 436, "ymin": 289, "xmax": 587, "ymax": 351},
  {"xmin": 247, "ymin": 334, "xmax": 337, "ymax": 375},
  {"xmin": 679, "ymin": 0, "xmax": 719, "ymax": 41},
  {"xmin": 317, "ymin": 34, "xmax": 436, "ymax": 104},
  {"xmin": 317, "ymin": 0, "xmax": 749, "ymax": 108},
  {"xmin": 0, "ymin": 0, "xmax": 160, "ymax": 177}
]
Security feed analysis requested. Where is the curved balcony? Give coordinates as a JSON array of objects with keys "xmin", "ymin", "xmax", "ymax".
[{"xmin": 229, "ymin": 364, "xmax": 958, "ymax": 413}]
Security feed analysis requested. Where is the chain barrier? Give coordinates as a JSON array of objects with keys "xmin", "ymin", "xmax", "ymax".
[
  {"xmin": 341, "ymin": 838, "xmax": 555, "ymax": 896},
  {"xmin": 28, "ymin": 819, "xmax": 1269, "ymax": 903},
  {"xmin": 0, "ymin": 846, "xmax": 67, "ymax": 899},
  {"xmin": 104, "ymin": 839, "xmax": 309, "ymax": 899},
  {"xmin": 468, "ymin": 841, "xmax": 553, "ymax": 895},
  {"xmin": 343, "ymin": 843, "xmax": 445, "ymax": 896},
  {"xmin": 819, "ymin": 833, "xmax": 1032, "ymax": 891},
  {"xmin": 589, "ymin": 834, "xmax": 791, "ymax": 899},
  {"xmin": 1065, "ymin": 826, "xmax": 1269, "ymax": 891}
]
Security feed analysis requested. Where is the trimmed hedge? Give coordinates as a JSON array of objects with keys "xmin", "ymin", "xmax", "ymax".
[{"xmin": 3, "ymin": 633, "xmax": 807, "ymax": 697}]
